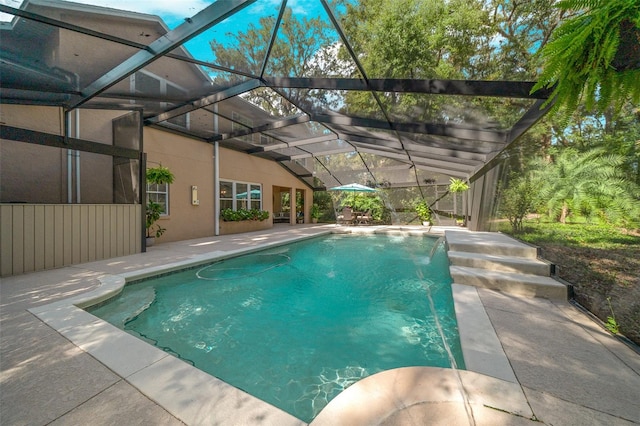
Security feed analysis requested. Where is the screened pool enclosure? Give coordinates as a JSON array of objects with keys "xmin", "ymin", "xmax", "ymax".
[{"xmin": 0, "ymin": 0, "xmax": 551, "ymax": 232}]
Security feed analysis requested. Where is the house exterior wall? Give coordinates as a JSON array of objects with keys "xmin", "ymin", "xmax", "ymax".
[
  {"xmin": 0, "ymin": 2, "xmax": 316, "ymax": 276},
  {"xmin": 0, "ymin": 105, "xmax": 128, "ymax": 204},
  {"xmin": 143, "ymin": 127, "xmax": 314, "ymax": 242},
  {"xmin": 218, "ymin": 147, "xmax": 314, "ymax": 225},
  {"xmin": 143, "ymin": 127, "xmax": 215, "ymax": 242},
  {"xmin": 1, "ymin": 105, "xmax": 70, "ymax": 203}
]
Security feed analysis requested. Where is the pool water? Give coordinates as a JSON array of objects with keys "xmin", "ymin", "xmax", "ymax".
[{"xmin": 89, "ymin": 234, "xmax": 464, "ymax": 422}]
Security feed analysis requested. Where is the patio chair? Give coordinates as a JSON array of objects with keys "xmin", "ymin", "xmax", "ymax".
[
  {"xmin": 337, "ymin": 207, "xmax": 354, "ymax": 225},
  {"xmin": 356, "ymin": 210, "xmax": 371, "ymax": 225}
]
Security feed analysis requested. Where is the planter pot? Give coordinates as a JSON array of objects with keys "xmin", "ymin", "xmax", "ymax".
[
  {"xmin": 311, "ymin": 218, "xmax": 318, "ymax": 224},
  {"xmin": 422, "ymin": 221, "xmax": 431, "ymax": 227},
  {"xmin": 146, "ymin": 237, "xmax": 155, "ymax": 247}
]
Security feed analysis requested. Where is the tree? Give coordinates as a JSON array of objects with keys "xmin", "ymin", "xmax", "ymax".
[
  {"xmin": 530, "ymin": 148, "xmax": 640, "ymax": 225},
  {"xmin": 565, "ymin": 104, "xmax": 640, "ymax": 185},
  {"xmin": 340, "ymin": 0, "xmax": 497, "ymax": 121},
  {"xmin": 209, "ymin": 7, "xmax": 344, "ymax": 116},
  {"xmin": 498, "ymin": 173, "xmax": 537, "ymax": 233}
]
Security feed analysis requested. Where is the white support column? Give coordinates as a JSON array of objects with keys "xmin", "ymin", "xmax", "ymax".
[
  {"xmin": 214, "ymin": 141, "xmax": 220, "ymax": 236},
  {"xmin": 214, "ymin": 104, "xmax": 220, "ymax": 236},
  {"xmin": 290, "ymin": 187, "xmax": 296, "ymax": 225}
]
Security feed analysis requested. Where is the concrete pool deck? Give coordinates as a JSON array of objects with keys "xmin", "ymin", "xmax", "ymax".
[{"xmin": 1, "ymin": 224, "xmax": 639, "ymax": 425}]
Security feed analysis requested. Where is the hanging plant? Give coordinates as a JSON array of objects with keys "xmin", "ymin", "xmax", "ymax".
[
  {"xmin": 145, "ymin": 165, "xmax": 175, "ymax": 241},
  {"xmin": 532, "ymin": 0, "xmax": 640, "ymax": 118},
  {"xmin": 449, "ymin": 178, "xmax": 469, "ymax": 193},
  {"xmin": 146, "ymin": 165, "xmax": 175, "ymax": 185}
]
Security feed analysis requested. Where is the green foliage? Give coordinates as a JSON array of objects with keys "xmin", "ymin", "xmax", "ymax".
[
  {"xmin": 343, "ymin": 0, "xmax": 493, "ymax": 79},
  {"xmin": 497, "ymin": 173, "xmax": 537, "ymax": 233},
  {"xmin": 528, "ymin": 147, "xmax": 640, "ymax": 226},
  {"xmin": 209, "ymin": 8, "xmax": 339, "ymax": 115},
  {"xmin": 496, "ymin": 219, "xmax": 640, "ymax": 249},
  {"xmin": 414, "ymin": 200, "xmax": 432, "ymax": 222},
  {"xmin": 342, "ymin": 193, "xmax": 388, "ymax": 222},
  {"xmin": 221, "ymin": 208, "xmax": 269, "ymax": 222},
  {"xmin": 146, "ymin": 166, "xmax": 175, "ymax": 185},
  {"xmin": 606, "ymin": 297, "xmax": 620, "ymax": 334},
  {"xmin": 310, "ymin": 204, "xmax": 321, "ymax": 219},
  {"xmin": 146, "ymin": 201, "xmax": 166, "ymax": 238},
  {"xmin": 313, "ymin": 190, "xmax": 335, "ymax": 222},
  {"xmin": 449, "ymin": 178, "xmax": 469, "ymax": 193},
  {"xmin": 532, "ymin": 0, "xmax": 640, "ymax": 118},
  {"xmin": 145, "ymin": 165, "xmax": 174, "ymax": 239}
]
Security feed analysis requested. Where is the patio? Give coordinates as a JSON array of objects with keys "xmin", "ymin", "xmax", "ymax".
[{"xmin": 1, "ymin": 225, "xmax": 638, "ymax": 425}]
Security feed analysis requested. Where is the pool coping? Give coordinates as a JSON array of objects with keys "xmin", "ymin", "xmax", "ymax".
[{"xmin": 28, "ymin": 227, "xmax": 520, "ymax": 425}]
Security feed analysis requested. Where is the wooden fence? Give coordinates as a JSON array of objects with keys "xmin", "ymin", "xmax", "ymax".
[{"xmin": 0, "ymin": 204, "xmax": 141, "ymax": 277}]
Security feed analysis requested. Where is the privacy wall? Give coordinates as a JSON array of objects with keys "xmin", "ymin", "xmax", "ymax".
[{"xmin": 0, "ymin": 204, "xmax": 141, "ymax": 277}]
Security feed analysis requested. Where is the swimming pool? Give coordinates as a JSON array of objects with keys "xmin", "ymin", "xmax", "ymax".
[{"xmin": 89, "ymin": 234, "xmax": 464, "ymax": 422}]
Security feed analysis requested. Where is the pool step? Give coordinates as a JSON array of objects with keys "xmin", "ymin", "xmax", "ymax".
[
  {"xmin": 445, "ymin": 230, "xmax": 567, "ymax": 301},
  {"xmin": 446, "ymin": 231, "xmax": 539, "ymax": 259},
  {"xmin": 447, "ymin": 251, "xmax": 553, "ymax": 276},
  {"xmin": 449, "ymin": 265, "xmax": 567, "ymax": 300}
]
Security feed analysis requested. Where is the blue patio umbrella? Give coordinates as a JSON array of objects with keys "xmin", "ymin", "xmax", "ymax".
[
  {"xmin": 329, "ymin": 183, "xmax": 377, "ymax": 192},
  {"xmin": 236, "ymin": 189, "xmax": 261, "ymax": 199},
  {"xmin": 329, "ymin": 183, "xmax": 377, "ymax": 224}
]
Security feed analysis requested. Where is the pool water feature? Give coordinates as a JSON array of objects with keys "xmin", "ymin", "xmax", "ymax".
[{"xmin": 89, "ymin": 234, "xmax": 464, "ymax": 422}]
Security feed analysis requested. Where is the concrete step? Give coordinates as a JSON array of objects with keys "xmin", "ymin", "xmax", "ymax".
[
  {"xmin": 448, "ymin": 251, "xmax": 553, "ymax": 276},
  {"xmin": 445, "ymin": 230, "xmax": 539, "ymax": 259},
  {"xmin": 450, "ymin": 265, "xmax": 567, "ymax": 300}
]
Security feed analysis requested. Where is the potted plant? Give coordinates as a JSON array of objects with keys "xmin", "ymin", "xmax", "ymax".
[
  {"xmin": 415, "ymin": 200, "xmax": 432, "ymax": 226},
  {"xmin": 145, "ymin": 165, "xmax": 174, "ymax": 246},
  {"xmin": 532, "ymin": 0, "xmax": 640, "ymax": 118},
  {"xmin": 310, "ymin": 204, "xmax": 321, "ymax": 223},
  {"xmin": 146, "ymin": 201, "xmax": 166, "ymax": 245}
]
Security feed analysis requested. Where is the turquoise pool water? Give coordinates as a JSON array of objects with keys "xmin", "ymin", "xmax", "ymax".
[{"xmin": 89, "ymin": 234, "xmax": 464, "ymax": 422}]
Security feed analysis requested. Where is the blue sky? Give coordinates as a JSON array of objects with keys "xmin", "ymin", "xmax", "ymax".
[
  {"xmin": 1, "ymin": 0, "xmax": 320, "ymax": 25},
  {"xmin": 1, "ymin": 0, "xmax": 326, "ymax": 63}
]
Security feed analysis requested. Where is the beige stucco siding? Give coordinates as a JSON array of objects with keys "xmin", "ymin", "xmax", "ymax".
[
  {"xmin": 0, "ymin": 105, "xmax": 133, "ymax": 204},
  {"xmin": 1, "ymin": 105, "xmax": 69, "ymax": 203},
  {"xmin": 218, "ymin": 147, "xmax": 313, "ymax": 221},
  {"xmin": 143, "ymin": 127, "xmax": 215, "ymax": 242}
]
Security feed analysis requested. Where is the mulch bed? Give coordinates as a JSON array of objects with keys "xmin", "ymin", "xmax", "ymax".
[{"xmin": 537, "ymin": 244, "xmax": 640, "ymax": 345}]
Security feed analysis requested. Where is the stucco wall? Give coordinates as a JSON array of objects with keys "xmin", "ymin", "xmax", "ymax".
[
  {"xmin": 143, "ymin": 127, "xmax": 314, "ymax": 242},
  {"xmin": 218, "ymin": 147, "xmax": 314, "ymax": 224},
  {"xmin": 143, "ymin": 127, "xmax": 215, "ymax": 242},
  {"xmin": 1, "ymin": 105, "xmax": 69, "ymax": 203},
  {"xmin": 0, "ymin": 105, "xmax": 132, "ymax": 204}
]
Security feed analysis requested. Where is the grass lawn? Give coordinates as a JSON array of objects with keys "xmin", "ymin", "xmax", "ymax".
[{"xmin": 498, "ymin": 220, "xmax": 640, "ymax": 346}]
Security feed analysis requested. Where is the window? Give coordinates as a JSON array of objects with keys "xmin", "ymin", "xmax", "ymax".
[
  {"xmin": 131, "ymin": 71, "xmax": 189, "ymax": 129},
  {"xmin": 147, "ymin": 182, "xmax": 169, "ymax": 215},
  {"xmin": 219, "ymin": 180, "xmax": 262, "ymax": 211},
  {"xmin": 219, "ymin": 180, "xmax": 233, "ymax": 211}
]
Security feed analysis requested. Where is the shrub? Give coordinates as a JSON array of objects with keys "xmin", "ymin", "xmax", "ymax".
[
  {"xmin": 498, "ymin": 174, "xmax": 536, "ymax": 233},
  {"xmin": 221, "ymin": 208, "xmax": 269, "ymax": 221}
]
